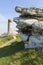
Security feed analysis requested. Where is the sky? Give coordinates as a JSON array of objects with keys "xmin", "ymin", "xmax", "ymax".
[{"xmin": 0, "ymin": 0, "xmax": 43, "ymax": 34}]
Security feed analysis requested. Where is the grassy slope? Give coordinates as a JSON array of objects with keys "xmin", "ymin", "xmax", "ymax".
[
  {"xmin": 0, "ymin": 36, "xmax": 43, "ymax": 65},
  {"xmin": 0, "ymin": 35, "xmax": 13, "ymax": 45}
]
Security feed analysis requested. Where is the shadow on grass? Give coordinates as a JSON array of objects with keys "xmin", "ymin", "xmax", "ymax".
[
  {"xmin": 0, "ymin": 41, "xmax": 43, "ymax": 65},
  {"xmin": 0, "ymin": 41, "xmax": 24, "ymax": 58}
]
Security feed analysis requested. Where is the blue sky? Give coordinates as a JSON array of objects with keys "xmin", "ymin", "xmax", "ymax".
[{"xmin": 0, "ymin": 0, "xmax": 43, "ymax": 34}]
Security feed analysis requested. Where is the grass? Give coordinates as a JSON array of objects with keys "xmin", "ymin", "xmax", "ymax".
[
  {"xmin": 0, "ymin": 35, "xmax": 43, "ymax": 65},
  {"xmin": 0, "ymin": 35, "xmax": 13, "ymax": 45}
]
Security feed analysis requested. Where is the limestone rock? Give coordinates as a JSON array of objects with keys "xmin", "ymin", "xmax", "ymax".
[
  {"xmin": 13, "ymin": 6, "xmax": 43, "ymax": 48},
  {"xmin": 14, "ymin": 17, "xmax": 38, "ymax": 26},
  {"xmin": 15, "ymin": 6, "xmax": 43, "ymax": 17}
]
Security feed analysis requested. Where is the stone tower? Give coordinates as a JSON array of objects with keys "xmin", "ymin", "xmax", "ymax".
[{"xmin": 8, "ymin": 19, "xmax": 12, "ymax": 34}]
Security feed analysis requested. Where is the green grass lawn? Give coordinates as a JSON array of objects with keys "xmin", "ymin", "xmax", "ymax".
[
  {"xmin": 0, "ymin": 35, "xmax": 13, "ymax": 45},
  {"xmin": 0, "ymin": 36, "xmax": 43, "ymax": 65}
]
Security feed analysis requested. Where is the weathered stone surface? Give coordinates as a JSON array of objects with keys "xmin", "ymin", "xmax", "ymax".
[
  {"xmin": 32, "ymin": 21, "xmax": 43, "ymax": 29},
  {"xmin": 15, "ymin": 6, "xmax": 43, "ymax": 17},
  {"xmin": 14, "ymin": 17, "xmax": 38, "ymax": 25},
  {"xmin": 13, "ymin": 6, "xmax": 43, "ymax": 48},
  {"xmin": 14, "ymin": 17, "xmax": 43, "ymax": 30}
]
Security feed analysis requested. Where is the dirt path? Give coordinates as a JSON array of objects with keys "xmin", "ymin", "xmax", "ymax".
[{"xmin": 0, "ymin": 39, "xmax": 15, "ymax": 48}]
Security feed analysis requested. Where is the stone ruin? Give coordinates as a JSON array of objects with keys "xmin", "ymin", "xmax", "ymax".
[
  {"xmin": 13, "ymin": 6, "xmax": 43, "ymax": 49},
  {"xmin": 8, "ymin": 19, "xmax": 18, "ymax": 40},
  {"xmin": 8, "ymin": 19, "xmax": 12, "ymax": 34}
]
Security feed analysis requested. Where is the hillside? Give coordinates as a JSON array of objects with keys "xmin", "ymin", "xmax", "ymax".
[
  {"xmin": 0, "ymin": 36, "xmax": 43, "ymax": 65},
  {"xmin": 0, "ymin": 35, "xmax": 13, "ymax": 45}
]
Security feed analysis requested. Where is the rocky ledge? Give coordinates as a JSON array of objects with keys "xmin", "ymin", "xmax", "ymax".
[{"xmin": 15, "ymin": 6, "xmax": 43, "ymax": 19}]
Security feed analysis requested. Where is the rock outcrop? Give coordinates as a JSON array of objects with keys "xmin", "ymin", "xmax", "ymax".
[
  {"xmin": 13, "ymin": 6, "xmax": 43, "ymax": 48},
  {"xmin": 15, "ymin": 6, "xmax": 43, "ymax": 17}
]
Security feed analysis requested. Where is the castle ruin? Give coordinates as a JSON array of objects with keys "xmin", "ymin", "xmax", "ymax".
[{"xmin": 8, "ymin": 19, "xmax": 12, "ymax": 34}]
